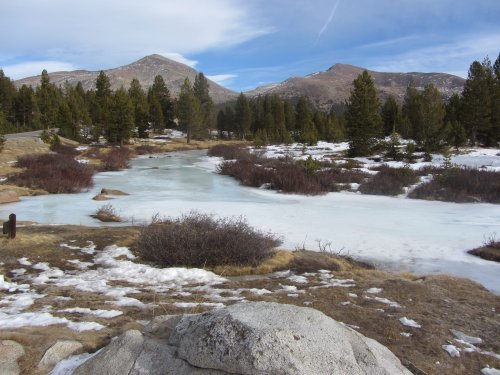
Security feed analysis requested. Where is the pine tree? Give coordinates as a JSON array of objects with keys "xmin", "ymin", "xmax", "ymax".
[
  {"xmin": 36, "ymin": 70, "xmax": 60, "ymax": 129},
  {"xmin": 345, "ymin": 70, "xmax": 382, "ymax": 156},
  {"xmin": 444, "ymin": 93, "xmax": 467, "ymax": 149},
  {"xmin": 106, "ymin": 87, "xmax": 134, "ymax": 144},
  {"xmin": 93, "ymin": 71, "xmax": 112, "ymax": 140},
  {"xmin": 402, "ymin": 82, "xmax": 423, "ymax": 141},
  {"xmin": 128, "ymin": 79, "xmax": 149, "ymax": 138},
  {"xmin": 14, "ymin": 85, "xmax": 38, "ymax": 129},
  {"xmin": 234, "ymin": 93, "xmax": 251, "ymax": 140},
  {"xmin": 0, "ymin": 70, "xmax": 16, "ymax": 125},
  {"xmin": 490, "ymin": 53, "xmax": 500, "ymax": 146},
  {"xmin": 193, "ymin": 73, "xmax": 213, "ymax": 134},
  {"xmin": 295, "ymin": 96, "xmax": 317, "ymax": 145},
  {"xmin": 177, "ymin": 78, "xmax": 203, "ymax": 143},
  {"xmin": 149, "ymin": 75, "xmax": 174, "ymax": 131},
  {"xmin": 381, "ymin": 95, "xmax": 401, "ymax": 136},
  {"xmin": 216, "ymin": 109, "xmax": 226, "ymax": 138},
  {"xmin": 461, "ymin": 60, "xmax": 492, "ymax": 145},
  {"xmin": 420, "ymin": 84, "xmax": 445, "ymax": 151}
]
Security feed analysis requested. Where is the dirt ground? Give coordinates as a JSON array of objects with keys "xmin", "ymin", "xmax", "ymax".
[{"xmin": 0, "ymin": 224, "xmax": 498, "ymax": 375}]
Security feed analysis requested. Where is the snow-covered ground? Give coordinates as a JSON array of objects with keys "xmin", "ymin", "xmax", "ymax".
[{"xmin": 1, "ymin": 145, "xmax": 500, "ymax": 293}]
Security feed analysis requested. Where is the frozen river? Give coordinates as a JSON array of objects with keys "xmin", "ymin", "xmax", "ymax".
[{"xmin": 2, "ymin": 150, "xmax": 500, "ymax": 292}]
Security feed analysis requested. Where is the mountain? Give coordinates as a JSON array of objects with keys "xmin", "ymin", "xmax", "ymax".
[
  {"xmin": 14, "ymin": 54, "xmax": 238, "ymax": 104},
  {"xmin": 246, "ymin": 63, "xmax": 465, "ymax": 110}
]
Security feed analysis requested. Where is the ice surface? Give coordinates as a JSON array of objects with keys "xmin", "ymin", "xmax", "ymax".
[
  {"xmin": 481, "ymin": 368, "xmax": 500, "ymax": 375},
  {"xmin": 2, "ymin": 149, "xmax": 500, "ymax": 292}
]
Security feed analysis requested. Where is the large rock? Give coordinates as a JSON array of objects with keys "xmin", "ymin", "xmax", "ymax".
[
  {"xmin": 73, "ymin": 302, "xmax": 411, "ymax": 375},
  {"xmin": 0, "ymin": 340, "xmax": 24, "ymax": 375},
  {"xmin": 100, "ymin": 188, "xmax": 129, "ymax": 196},
  {"xmin": 38, "ymin": 339, "xmax": 83, "ymax": 368}
]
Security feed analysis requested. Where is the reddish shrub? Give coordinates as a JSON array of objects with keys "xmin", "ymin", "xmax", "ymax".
[
  {"xmin": 10, "ymin": 153, "xmax": 93, "ymax": 193},
  {"xmin": 208, "ymin": 144, "xmax": 251, "ymax": 160},
  {"xmin": 135, "ymin": 145, "xmax": 163, "ymax": 155},
  {"xmin": 409, "ymin": 167, "xmax": 500, "ymax": 203},
  {"xmin": 99, "ymin": 147, "xmax": 132, "ymax": 171},
  {"xmin": 359, "ymin": 166, "xmax": 418, "ymax": 196},
  {"xmin": 50, "ymin": 144, "xmax": 80, "ymax": 156},
  {"xmin": 136, "ymin": 212, "xmax": 281, "ymax": 267}
]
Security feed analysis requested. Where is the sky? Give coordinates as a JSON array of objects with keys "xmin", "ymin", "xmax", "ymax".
[{"xmin": 1, "ymin": 0, "xmax": 499, "ymax": 92}]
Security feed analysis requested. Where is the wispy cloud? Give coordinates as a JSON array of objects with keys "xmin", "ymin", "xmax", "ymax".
[
  {"xmin": 359, "ymin": 35, "xmax": 421, "ymax": 49},
  {"xmin": 206, "ymin": 74, "xmax": 238, "ymax": 86},
  {"xmin": 2, "ymin": 61, "xmax": 78, "ymax": 80},
  {"xmin": 315, "ymin": 0, "xmax": 340, "ymax": 43},
  {"xmin": 367, "ymin": 33, "xmax": 500, "ymax": 77},
  {"xmin": 0, "ymin": 0, "xmax": 271, "ymax": 71},
  {"xmin": 160, "ymin": 53, "xmax": 198, "ymax": 68}
]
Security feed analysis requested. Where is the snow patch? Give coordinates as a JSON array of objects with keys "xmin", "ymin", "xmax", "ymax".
[{"xmin": 399, "ymin": 317, "xmax": 421, "ymax": 328}]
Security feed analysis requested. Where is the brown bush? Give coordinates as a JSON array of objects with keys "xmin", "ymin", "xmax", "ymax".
[
  {"xmin": 136, "ymin": 212, "xmax": 281, "ymax": 267},
  {"xmin": 208, "ymin": 144, "xmax": 251, "ymax": 160},
  {"xmin": 135, "ymin": 145, "xmax": 163, "ymax": 155},
  {"xmin": 99, "ymin": 147, "xmax": 132, "ymax": 171},
  {"xmin": 91, "ymin": 204, "xmax": 122, "ymax": 222},
  {"xmin": 50, "ymin": 144, "xmax": 80, "ymax": 156},
  {"xmin": 10, "ymin": 153, "xmax": 93, "ymax": 193},
  {"xmin": 409, "ymin": 167, "xmax": 500, "ymax": 203},
  {"xmin": 359, "ymin": 166, "xmax": 418, "ymax": 196}
]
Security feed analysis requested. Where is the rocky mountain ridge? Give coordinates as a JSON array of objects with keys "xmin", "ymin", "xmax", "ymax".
[
  {"xmin": 14, "ymin": 54, "xmax": 238, "ymax": 104},
  {"xmin": 13, "ymin": 56, "xmax": 465, "ymax": 109},
  {"xmin": 247, "ymin": 63, "xmax": 465, "ymax": 110}
]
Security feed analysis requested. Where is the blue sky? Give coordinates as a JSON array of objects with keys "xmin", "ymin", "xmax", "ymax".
[{"xmin": 1, "ymin": 0, "xmax": 499, "ymax": 92}]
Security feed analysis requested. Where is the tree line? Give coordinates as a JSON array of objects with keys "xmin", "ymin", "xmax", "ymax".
[
  {"xmin": 0, "ymin": 69, "xmax": 213, "ymax": 144},
  {"xmin": 0, "ymin": 52, "xmax": 498, "ymax": 150}
]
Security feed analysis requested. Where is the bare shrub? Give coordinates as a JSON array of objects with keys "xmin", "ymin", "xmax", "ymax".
[
  {"xmin": 136, "ymin": 212, "xmax": 282, "ymax": 267},
  {"xmin": 359, "ymin": 166, "xmax": 418, "ymax": 196},
  {"xmin": 91, "ymin": 204, "xmax": 121, "ymax": 222},
  {"xmin": 99, "ymin": 147, "xmax": 132, "ymax": 171},
  {"xmin": 10, "ymin": 153, "xmax": 93, "ymax": 193},
  {"xmin": 208, "ymin": 144, "xmax": 250, "ymax": 160},
  {"xmin": 409, "ymin": 167, "xmax": 500, "ymax": 203},
  {"xmin": 50, "ymin": 144, "xmax": 80, "ymax": 156},
  {"xmin": 135, "ymin": 145, "xmax": 163, "ymax": 155}
]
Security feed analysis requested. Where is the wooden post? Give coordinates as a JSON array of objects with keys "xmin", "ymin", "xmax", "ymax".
[
  {"xmin": 3, "ymin": 213, "xmax": 16, "ymax": 239},
  {"xmin": 9, "ymin": 213, "xmax": 16, "ymax": 239}
]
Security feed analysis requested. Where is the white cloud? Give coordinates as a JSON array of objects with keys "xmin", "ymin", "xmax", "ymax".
[
  {"xmin": 2, "ymin": 61, "xmax": 78, "ymax": 80},
  {"xmin": 206, "ymin": 74, "xmax": 238, "ymax": 85},
  {"xmin": 0, "ymin": 0, "xmax": 271, "ymax": 70},
  {"xmin": 160, "ymin": 53, "xmax": 198, "ymax": 68},
  {"xmin": 366, "ymin": 33, "xmax": 500, "ymax": 77}
]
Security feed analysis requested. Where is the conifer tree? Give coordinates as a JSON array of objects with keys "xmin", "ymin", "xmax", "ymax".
[
  {"xmin": 420, "ymin": 84, "xmax": 445, "ymax": 151},
  {"xmin": 128, "ymin": 79, "xmax": 149, "ymax": 137},
  {"xmin": 345, "ymin": 70, "xmax": 382, "ymax": 156},
  {"xmin": 36, "ymin": 70, "xmax": 60, "ymax": 129},
  {"xmin": 149, "ymin": 75, "xmax": 174, "ymax": 130},
  {"xmin": 177, "ymin": 78, "xmax": 203, "ymax": 143},
  {"xmin": 295, "ymin": 96, "xmax": 317, "ymax": 145},
  {"xmin": 93, "ymin": 71, "xmax": 112, "ymax": 140},
  {"xmin": 402, "ymin": 82, "xmax": 423, "ymax": 141},
  {"xmin": 0, "ymin": 70, "xmax": 16, "ymax": 125},
  {"xmin": 444, "ymin": 93, "xmax": 467, "ymax": 149},
  {"xmin": 14, "ymin": 85, "xmax": 38, "ymax": 129},
  {"xmin": 381, "ymin": 95, "xmax": 401, "ymax": 136},
  {"xmin": 461, "ymin": 60, "xmax": 492, "ymax": 145},
  {"xmin": 234, "ymin": 93, "xmax": 251, "ymax": 140},
  {"xmin": 193, "ymin": 73, "xmax": 213, "ymax": 133},
  {"xmin": 490, "ymin": 53, "xmax": 500, "ymax": 145},
  {"xmin": 106, "ymin": 87, "xmax": 134, "ymax": 144}
]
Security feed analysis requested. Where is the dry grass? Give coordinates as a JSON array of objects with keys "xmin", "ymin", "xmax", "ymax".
[{"xmin": 1, "ymin": 225, "xmax": 499, "ymax": 375}]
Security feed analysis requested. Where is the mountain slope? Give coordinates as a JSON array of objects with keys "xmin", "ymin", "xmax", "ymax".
[
  {"xmin": 246, "ymin": 63, "xmax": 465, "ymax": 110},
  {"xmin": 14, "ymin": 54, "xmax": 238, "ymax": 104}
]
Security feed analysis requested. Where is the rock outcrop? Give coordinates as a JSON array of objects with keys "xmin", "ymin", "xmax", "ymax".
[
  {"xmin": 0, "ymin": 340, "xmax": 24, "ymax": 375},
  {"xmin": 73, "ymin": 302, "xmax": 411, "ymax": 375}
]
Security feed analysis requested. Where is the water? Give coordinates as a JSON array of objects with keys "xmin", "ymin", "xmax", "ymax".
[{"xmin": 2, "ymin": 150, "xmax": 500, "ymax": 292}]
